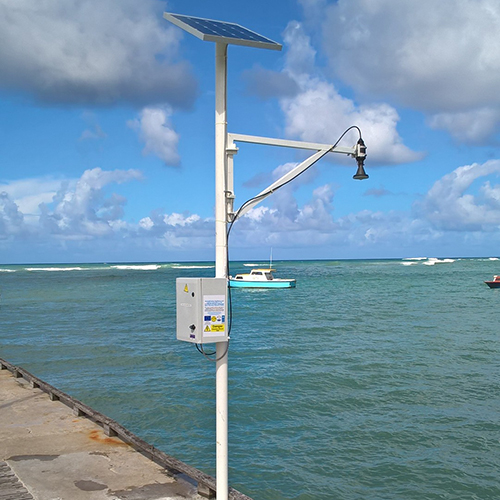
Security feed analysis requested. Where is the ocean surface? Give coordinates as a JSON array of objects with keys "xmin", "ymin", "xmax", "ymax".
[{"xmin": 1, "ymin": 258, "xmax": 500, "ymax": 499}]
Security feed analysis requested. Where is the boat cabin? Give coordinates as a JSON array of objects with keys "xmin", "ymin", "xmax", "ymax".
[{"xmin": 233, "ymin": 268, "xmax": 275, "ymax": 281}]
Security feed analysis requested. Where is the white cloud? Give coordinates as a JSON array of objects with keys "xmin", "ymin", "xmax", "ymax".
[
  {"xmin": 415, "ymin": 160, "xmax": 500, "ymax": 231},
  {"xmin": 239, "ymin": 14, "xmax": 427, "ymax": 165},
  {"xmin": 0, "ymin": 0, "xmax": 196, "ymax": 107},
  {"xmin": 232, "ymin": 175, "xmax": 338, "ymax": 248},
  {"xmin": 39, "ymin": 168, "xmax": 143, "ymax": 236},
  {"xmin": 321, "ymin": 0, "xmax": 500, "ymax": 143},
  {"xmin": 242, "ymin": 20, "xmax": 420, "ymax": 165},
  {"xmin": 139, "ymin": 217, "xmax": 154, "ymax": 230},
  {"xmin": 128, "ymin": 107, "xmax": 180, "ymax": 166},
  {"xmin": 0, "ymin": 192, "xmax": 24, "ymax": 239},
  {"xmin": 428, "ymin": 108, "xmax": 500, "ymax": 145},
  {"xmin": 163, "ymin": 213, "xmax": 201, "ymax": 227},
  {"xmin": 297, "ymin": 184, "xmax": 335, "ymax": 229},
  {"xmin": 0, "ymin": 177, "xmax": 65, "ymax": 216},
  {"xmin": 0, "ymin": 168, "xmax": 214, "ymax": 254},
  {"xmin": 136, "ymin": 210, "xmax": 213, "ymax": 250},
  {"xmin": 279, "ymin": 22, "xmax": 422, "ymax": 165},
  {"xmin": 283, "ymin": 21, "xmax": 317, "ymax": 78},
  {"xmin": 282, "ymin": 81, "xmax": 422, "ymax": 165},
  {"xmin": 322, "ymin": 0, "xmax": 500, "ymax": 111},
  {"xmin": 3, "ymin": 169, "xmax": 220, "ymax": 261}
]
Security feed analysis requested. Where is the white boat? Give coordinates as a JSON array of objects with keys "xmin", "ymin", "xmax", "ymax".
[{"xmin": 229, "ymin": 268, "xmax": 296, "ymax": 288}]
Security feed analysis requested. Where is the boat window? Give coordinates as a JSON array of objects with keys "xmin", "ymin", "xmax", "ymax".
[
  {"xmin": 254, "ymin": 271, "xmax": 263, "ymax": 275},
  {"xmin": 265, "ymin": 272, "xmax": 273, "ymax": 280},
  {"xmin": 236, "ymin": 276, "xmax": 243, "ymax": 279}
]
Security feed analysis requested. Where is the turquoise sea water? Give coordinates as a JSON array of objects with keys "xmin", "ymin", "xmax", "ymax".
[{"xmin": 1, "ymin": 258, "xmax": 500, "ymax": 499}]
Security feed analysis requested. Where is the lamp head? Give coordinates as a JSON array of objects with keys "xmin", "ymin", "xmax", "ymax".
[
  {"xmin": 353, "ymin": 138, "xmax": 368, "ymax": 180},
  {"xmin": 353, "ymin": 161, "xmax": 369, "ymax": 180}
]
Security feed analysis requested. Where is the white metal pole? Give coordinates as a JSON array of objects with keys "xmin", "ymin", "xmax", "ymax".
[{"xmin": 215, "ymin": 41, "xmax": 229, "ymax": 500}]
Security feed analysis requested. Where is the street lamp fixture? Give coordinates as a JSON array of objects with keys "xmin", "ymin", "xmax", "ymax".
[
  {"xmin": 226, "ymin": 130, "xmax": 368, "ymax": 222},
  {"xmin": 353, "ymin": 138, "xmax": 368, "ymax": 180}
]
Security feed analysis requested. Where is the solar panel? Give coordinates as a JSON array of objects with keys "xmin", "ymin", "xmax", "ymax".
[{"xmin": 164, "ymin": 13, "xmax": 282, "ymax": 51}]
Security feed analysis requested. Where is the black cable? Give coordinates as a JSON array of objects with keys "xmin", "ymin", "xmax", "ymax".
[
  {"xmin": 196, "ymin": 343, "xmax": 215, "ymax": 356},
  {"xmin": 331, "ymin": 125, "xmax": 362, "ymax": 150},
  {"xmin": 195, "ymin": 340, "xmax": 230, "ymax": 362}
]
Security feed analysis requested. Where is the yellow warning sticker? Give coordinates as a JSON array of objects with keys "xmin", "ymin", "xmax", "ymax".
[
  {"xmin": 184, "ymin": 284, "xmax": 189, "ymax": 293},
  {"xmin": 204, "ymin": 325, "xmax": 211, "ymax": 332},
  {"xmin": 211, "ymin": 324, "xmax": 225, "ymax": 332}
]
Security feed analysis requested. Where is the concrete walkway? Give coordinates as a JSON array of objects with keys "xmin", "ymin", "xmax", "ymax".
[{"xmin": 0, "ymin": 368, "xmax": 206, "ymax": 500}]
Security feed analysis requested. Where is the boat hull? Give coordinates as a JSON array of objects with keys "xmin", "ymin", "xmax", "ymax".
[
  {"xmin": 229, "ymin": 279, "xmax": 296, "ymax": 289},
  {"xmin": 485, "ymin": 281, "xmax": 500, "ymax": 288}
]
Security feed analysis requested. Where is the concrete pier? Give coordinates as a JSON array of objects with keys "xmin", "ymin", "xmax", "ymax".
[{"xmin": 0, "ymin": 360, "xmax": 251, "ymax": 500}]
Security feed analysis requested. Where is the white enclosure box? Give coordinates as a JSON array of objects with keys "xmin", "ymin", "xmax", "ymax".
[{"xmin": 176, "ymin": 278, "xmax": 228, "ymax": 343}]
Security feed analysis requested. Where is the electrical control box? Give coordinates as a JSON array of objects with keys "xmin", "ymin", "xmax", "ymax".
[{"xmin": 176, "ymin": 277, "xmax": 228, "ymax": 343}]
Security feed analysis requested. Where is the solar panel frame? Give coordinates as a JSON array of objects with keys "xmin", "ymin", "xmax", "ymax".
[{"xmin": 163, "ymin": 13, "xmax": 282, "ymax": 51}]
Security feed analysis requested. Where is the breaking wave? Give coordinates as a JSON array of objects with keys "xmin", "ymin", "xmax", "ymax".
[
  {"xmin": 423, "ymin": 258, "xmax": 455, "ymax": 266},
  {"xmin": 172, "ymin": 265, "xmax": 214, "ymax": 269},
  {"xmin": 25, "ymin": 267, "xmax": 87, "ymax": 272},
  {"xmin": 111, "ymin": 264, "xmax": 161, "ymax": 271}
]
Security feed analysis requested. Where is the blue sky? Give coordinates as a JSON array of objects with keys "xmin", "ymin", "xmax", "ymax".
[{"xmin": 2, "ymin": 0, "xmax": 500, "ymax": 264}]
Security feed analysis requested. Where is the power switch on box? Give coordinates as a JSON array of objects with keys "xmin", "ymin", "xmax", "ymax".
[{"xmin": 176, "ymin": 278, "xmax": 228, "ymax": 343}]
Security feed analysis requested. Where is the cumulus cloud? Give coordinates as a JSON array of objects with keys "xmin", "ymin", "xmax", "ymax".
[
  {"xmin": 279, "ymin": 22, "xmax": 422, "ymax": 165},
  {"xmin": 38, "ymin": 168, "xmax": 143, "ymax": 237},
  {"xmin": 137, "ymin": 211, "xmax": 212, "ymax": 249},
  {"xmin": 244, "ymin": 21, "xmax": 421, "ymax": 165},
  {"xmin": 0, "ymin": 177, "xmax": 63, "ymax": 217},
  {"xmin": 321, "ymin": 0, "xmax": 500, "ymax": 143},
  {"xmin": 283, "ymin": 21, "xmax": 317, "ymax": 78},
  {"xmin": 415, "ymin": 160, "xmax": 500, "ymax": 231},
  {"xmin": 233, "ymin": 198, "xmax": 332, "ymax": 249},
  {"xmin": 428, "ymin": 108, "xmax": 500, "ymax": 145},
  {"xmin": 0, "ymin": 192, "xmax": 25, "ymax": 239},
  {"xmin": 0, "ymin": 0, "xmax": 196, "ymax": 107},
  {"xmin": 128, "ymin": 107, "xmax": 180, "ymax": 166},
  {"xmin": 0, "ymin": 168, "xmax": 214, "ymax": 256},
  {"xmin": 281, "ymin": 81, "xmax": 422, "ymax": 165},
  {"xmin": 231, "ymin": 159, "xmax": 338, "ymax": 248}
]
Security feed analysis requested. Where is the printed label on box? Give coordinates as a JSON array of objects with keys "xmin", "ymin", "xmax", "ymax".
[{"xmin": 203, "ymin": 295, "xmax": 226, "ymax": 336}]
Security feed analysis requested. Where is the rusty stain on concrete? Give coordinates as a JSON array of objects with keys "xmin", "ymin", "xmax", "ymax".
[{"xmin": 0, "ymin": 369, "xmax": 205, "ymax": 500}]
